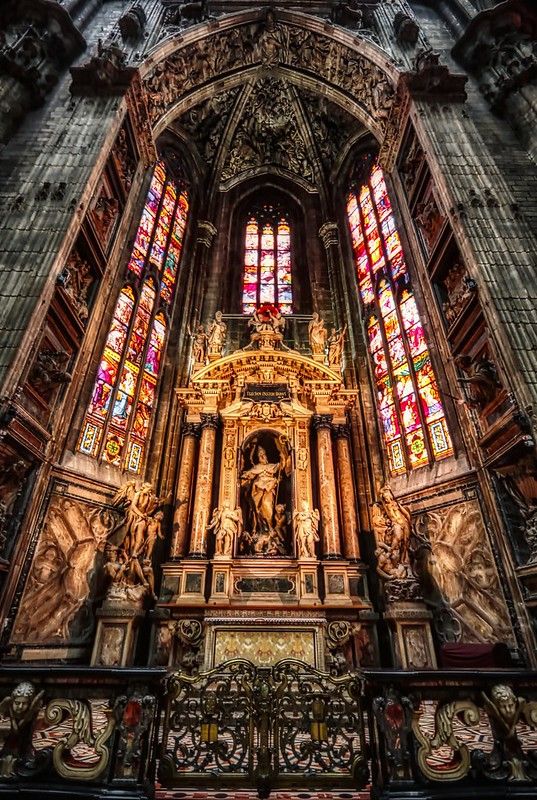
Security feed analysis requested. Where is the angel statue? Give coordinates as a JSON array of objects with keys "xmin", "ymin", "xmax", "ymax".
[
  {"xmin": 294, "ymin": 500, "xmax": 320, "ymax": 558},
  {"xmin": 208, "ymin": 501, "xmax": 242, "ymax": 557}
]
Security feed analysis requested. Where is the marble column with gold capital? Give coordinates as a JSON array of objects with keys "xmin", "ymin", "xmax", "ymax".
[
  {"xmin": 332, "ymin": 423, "xmax": 361, "ymax": 561},
  {"xmin": 188, "ymin": 413, "xmax": 219, "ymax": 558},
  {"xmin": 312, "ymin": 414, "xmax": 342, "ymax": 559},
  {"xmin": 171, "ymin": 422, "xmax": 201, "ymax": 559}
]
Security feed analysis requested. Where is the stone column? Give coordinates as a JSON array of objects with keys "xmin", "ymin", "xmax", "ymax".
[
  {"xmin": 332, "ymin": 424, "xmax": 361, "ymax": 561},
  {"xmin": 170, "ymin": 422, "xmax": 201, "ymax": 559},
  {"xmin": 313, "ymin": 414, "xmax": 342, "ymax": 559},
  {"xmin": 188, "ymin": 413, "xmax": 219, "ymax": 558},
  {"xmin": 318, "ymin": 222, "xmax": 344, "ymax": 329}
]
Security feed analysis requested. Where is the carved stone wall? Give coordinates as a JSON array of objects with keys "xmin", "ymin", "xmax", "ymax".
[{"xmin": 414, "ymin": 497, "xmax": 515, "ymax": 646}]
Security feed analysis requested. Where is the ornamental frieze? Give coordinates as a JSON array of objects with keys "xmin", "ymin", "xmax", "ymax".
[{"xmin": 143, "ymin": 16, "xmax": 395, "ymax": 133}]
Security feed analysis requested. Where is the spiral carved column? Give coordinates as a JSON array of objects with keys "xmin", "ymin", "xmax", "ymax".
[
  {"xmin": 188, "ymin": 413, "xmax": 219, "ymax": 558},
  {"xmin": 313, "ymin": 414, "xmax": 342, "ymax": 559}
]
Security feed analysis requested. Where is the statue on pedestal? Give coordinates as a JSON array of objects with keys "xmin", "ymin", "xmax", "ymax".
[
  {"xmin": 372, "ymin": 486, "xmax": 418, "ymax": 599},
  {"xmin": 103, "ymin": 481, "xmax": 167, "ymax": 604},
  {"xmin": 294, "ymin": 501, "xmax": 320, "ymax": 558},
  {"xmin": 190, "ymin": 324, "xmax": 208, "ymax": 366},
  {"xmin": 207, "ymin": 311, "xmax": 227, "ymax": 357},
  {"xmin": 327, "ymin": 325, "xmax": 347, "ymax": 369},
  {"xmin": 308, "ymin": 312, "xmax": 327, "ymax": 358},
  {"xmin": 208, "ymin": 501, "xmax": 242, "ymax": 557},
  {"xmin": 247, "ymin": 304, "xmax": 285, "ymax": 350}
]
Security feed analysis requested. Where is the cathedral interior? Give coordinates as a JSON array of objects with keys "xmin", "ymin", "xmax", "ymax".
[{"xmin": 0, "ymin": 0, "xmax": 537, "ymax": 797}]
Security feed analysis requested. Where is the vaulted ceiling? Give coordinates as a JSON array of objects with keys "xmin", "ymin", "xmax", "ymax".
[{"xmin": 173, "ymin": 76, "xmax": 364, "ymax": 196}]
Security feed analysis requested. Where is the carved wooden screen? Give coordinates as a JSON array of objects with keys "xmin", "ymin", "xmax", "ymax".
[
  {"xmin": 346, "ymin": 163, "xmax": 453, "ymax": 475},
  {"xmin": 242, "ymin": 204, "xmax": 293, "ymax": 315},
  {"xmin": 78, "ymin": 161, "xmax": 189, "ymax": 473}
]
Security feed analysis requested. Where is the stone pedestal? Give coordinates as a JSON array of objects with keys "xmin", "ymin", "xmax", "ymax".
[
  {"xmin": 384, "ymin": 600, "xmax": 437, "ymax": 669},
  {"xmin": 298, "ymin": 559, "xmax": 321, "ymax": 605},
  {"xmin": 209, "ymin": 559, "xmax": 232, "ymax": 604},
  {"xmin": 322, "ymin": 560, "xmax": 352, "ymax": 606},
  {"xmin": 91, "ymin": 604, "xmax": 144, "ymax": 666}
]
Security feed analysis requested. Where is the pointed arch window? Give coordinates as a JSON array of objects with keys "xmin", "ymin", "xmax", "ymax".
[
  {"xmin": 346, "ymin": 162, "xmax": 453, "ymax": 475},
  {"xmin": 242, "ymin": 204, "xmax": 293, "ymax": 315},
  {"xmin": 78, "ymin": 161, "xmax": 189, "ymax": 473}
]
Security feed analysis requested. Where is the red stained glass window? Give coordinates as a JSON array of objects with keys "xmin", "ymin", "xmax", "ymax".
[
  {"xmin": 242, "ymin": 205, "xmax": 293, "ymax": 315},
  {"xmin": 346, "ymin": 162, "xmax": 453, "ymax": 474},
  {"xmin": 79, "ymin": 161, "xmax": 189, "ymax": 472}
]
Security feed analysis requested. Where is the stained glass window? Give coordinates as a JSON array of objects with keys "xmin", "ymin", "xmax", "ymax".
[
  {"xmin": 79, "ymin": 161, "xmax": 189, "ymax": 473},
  {"xmin": 242, "ymin": 205, "xmax": 293, "ymax": 315},
  {"xmin": 346, "ymin": 162, "xmax": 453, "ymax": 475}
]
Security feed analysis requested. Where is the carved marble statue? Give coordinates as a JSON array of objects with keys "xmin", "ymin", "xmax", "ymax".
[
  {"xmin": 294, "ymin": 501, "xmax": 320, "ymax": 558},
  {"xmin": 327, "ymin": 325, "xmax": 347, "ymax": 369},
  {"xmin": 308, "ymin": 312, "xmax": 327, "ymax": 356},
  {"xmin": 207, "ymin": 311, "xmax": 227, "ymax": 357},
  {"xmin": 0, "ymin": 682, "xmax": 44, "ymax": 777},
  {"xmin": 208, "ymin": 501, "xmax": 242, "ymax": 557},
  {"xmin": 240, "ymin": 435, "xmax": 291, "ymax": 554},
  {"xmin": 372, "ymin": 486, "xmax": 413, "ymax": 581},
  {"xmin": 190, "ymin": 323, "xmax": 208, "ymax": 365},
  {"xmin": 104, "ymin": 481, "xmax": 167, "ymax": 604}
]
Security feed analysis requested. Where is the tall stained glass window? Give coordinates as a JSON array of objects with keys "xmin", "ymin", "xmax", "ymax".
[
  {"xmin": 346, "ymin": 162, "xmax": 453, "ymax": 475},
  {"xmin": 242, "ymin": 205, "xmax": 293, "ymax": 315},
  {"xmin": 78, "ymin": 161, "xmax": 189, "ymax": 473}
]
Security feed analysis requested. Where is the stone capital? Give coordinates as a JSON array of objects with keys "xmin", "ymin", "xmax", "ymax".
[
  {"xmin": 312, "ymin": 413, "xmax": 333, "ymax": 431},
  {"xmin": 200, "ymin": 412, "xmax": 219, "ymax": 430},
  {"xmin": 182, "ymin": 421, "xmax": 202, "ymax": 438},
  {"xmin": 318, "ymin": 222, "xmax": 339, "ymax": 250},
  {"xmin": 197, "ymin": 220, "xmax": 218, "ymax": 249},
  {"xmin": 332, "ymin": 423, "xmax": 350, "ymax": 439}
]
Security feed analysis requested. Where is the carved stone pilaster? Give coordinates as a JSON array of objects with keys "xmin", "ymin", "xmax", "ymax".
[
  {"xmin": 197, "ymin": 220, "xmax": 218, "ymax": 249},
  {"xmin": 379, "ymin": 77, "xmax": 411, "ymax": 173}
]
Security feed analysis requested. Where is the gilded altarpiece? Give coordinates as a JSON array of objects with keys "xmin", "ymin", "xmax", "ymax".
[{"xmin": 157, "ymin": 324, "xmax": 372, "ymax": 669}]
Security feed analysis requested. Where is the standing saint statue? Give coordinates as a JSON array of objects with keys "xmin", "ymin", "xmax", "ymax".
[
  {"xmin": 308, "ymin": 312, "xmax": 327, "ymax": 357},
  {"xmin": 208, "ymin": 501, "xmax": 242, "ymax": 557},
  {"xmin": 294, "ymin": 501, "xmax": 320, "ymax": 558},
  {"xmin": 207, "ymin": 311, "xmax": 227, "ymax": 357},
  {"xmin": 240, "ymin": 435, "xmax": 291, "ymax": 553},
  {"xmin": 327, "ymin": 325, "xmax": 347, "ymax": 369},
  {"xmin": 190, "ymin": 324, "xmax": 208, "ymax": 365}
]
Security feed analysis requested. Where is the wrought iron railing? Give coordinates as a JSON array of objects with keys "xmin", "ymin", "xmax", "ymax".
[{"xmin": 1, "ymin": 662, "xmax": 537, "ymax": 798}]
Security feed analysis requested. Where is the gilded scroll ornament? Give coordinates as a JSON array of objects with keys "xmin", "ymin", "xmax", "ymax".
[
  {"xmin": 413, "ymin": 698, "xmax": 480, "ymax": 781},
  {"xmin": 44, "ymin": 698, "xmax": 115, "ymax": 780}
]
